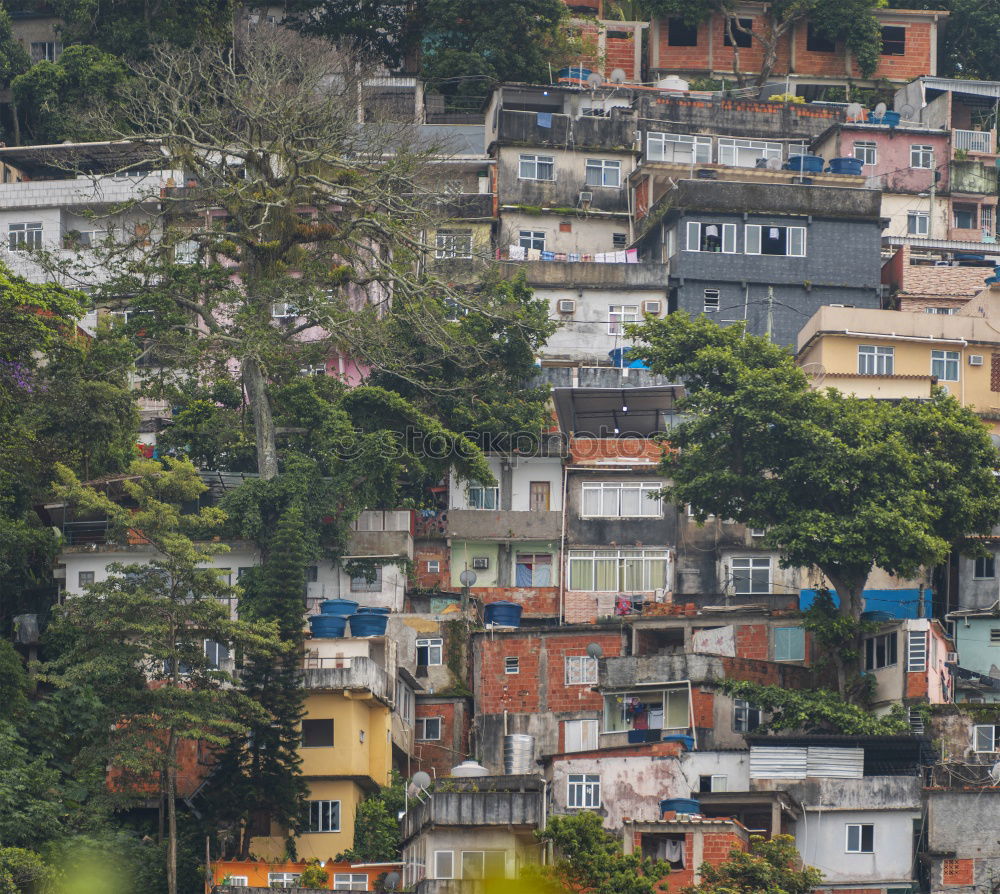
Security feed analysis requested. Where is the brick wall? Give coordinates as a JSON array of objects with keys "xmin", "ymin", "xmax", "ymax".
[
  {"xmin": 473, "ymin": 585, "xmax": 559, "ymax": 617},
  {"xmin": 413, "ymin": 541, "xmax": 450, "ymax": 590},
  {"xmin": 691, "ymin": 685, "xmax": 715, "ymax": 728},
  {"xmin": 414, "ymin": 699, "xmax": 470, "ymax": 779},
  {"xmin": 720, "ymin": 655, "xmax": 813, "ymax": 689},
  {"xmin": 942, "ymin": 857, "xmax": 975, "ymax": 887},
  {"xmin": 569, "ymin": 437, "xmax": 667, "ymax": 465},
  {"xmin": 735, "ymin": 624, "xmax": 769, "ymax": 660},
  {"xmin": 906, "ymin": 669, "xmax": 928, "ymax": 699},
  {"xmin": 898, "ymin": 296, "xmax": 971, "ymax": 312},
  {"xmin": 889, "ymin": 246, "xmax": 992, "ymax": 300}
]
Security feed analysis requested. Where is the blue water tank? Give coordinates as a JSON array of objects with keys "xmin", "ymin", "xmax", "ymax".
[
  {"xmin": 558, "ymin": 66, "xmax": 592, "ymax": 80},
  {"xmin": 320, "ymin": 599, "xmax": 358, "ymax": 617},
  {"xmin": 784, "ymin": 155, "xmax": 824, "ymax": 173},
  {"xmin": 608, "ymin": 347, "xmax": 649, "ymax": 369},
  {"xmin": 348, "ymin": 613, "xmax": 388, "ymax": 637},
  {"xmin": 826, "ymin": 157, "xmax": 863, "ymax": 175},
  {"xmin": 484, "ymin": 601, "xmax": 523, "ymax": 627},
  {"xmin": 663, "ymin": 734, "xmax": 695, "ymax": 751},
  {"xmin": 860, "ymin": 610, "xmax": 894, "ymax": 623},
  {"xmin": 355, "ymin": 606, "xmax": 390, "ymax": 615},
  {"xmin": 660, "ymin": 798, "xmax": 701, "ymax": 816},
  {"xmin": 883, "ymin": 111, "xmax": 901, "ymax": 127},
  {"xmin": 309, "ymin": 614, "xmax": 348, "ymax": 638}
]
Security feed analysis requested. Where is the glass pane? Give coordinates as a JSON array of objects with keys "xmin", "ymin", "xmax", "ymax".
[
  {"xmin": 484, "ymin": 852, "xmax": 506, "ymax": 878},
  {"xmin": 534, "ymin": 558, "xmax": 552, "ymax": 586},
  {"xmin": 462, "ymin": 852, "xmax": 485, "ymax": 880},
  {"xmin": 646, "ymin": 559, "xmax": 667, "ymax": 589},
  {"xmin": 595, "ymin": 558, "xmax": 617, "ymax": 590},
  {"xmin": 624, "ymin": 558, "xmax": 643, "ymax": 590},
  {"xmin": 666, "ymin": 689, "xmax": 689, "ymax": 728},
  {"xmin": 583, "ymin": 486, "xmax": 601, "ymax": 516},
  {"xmin": 601, "ymin": 488, "xmax": 619, "ymax": 517},
  {"xmin": 569, "ymin": 559, "xmax": 592, "ymax": 591},
  {"xmin": 620, "ymin": 487, "xmax": 641, "ymax": 516}
]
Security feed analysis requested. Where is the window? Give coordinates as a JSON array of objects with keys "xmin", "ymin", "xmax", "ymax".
[
  {"xmin": 774, "ymin": 626, "xmax": 805, "ymax": 662},
  {"xmin": 910, "ymin": 144, "xmax": 933, "ymax": 169},
  {"xmin": 907, "ymin": 211, "xmax": 929, "ymax": 235},
  {"xmin": 733, "ymin": 698, "xmax": 761, "ymax": 732},
  {"xmin": 271, "ymin": 301, "xmax": 297, "ymax": 318},
  {"xmin": 718, "ymin": 137, "xmax": 782, "ymax": 168},
  {"xmin": 78, "ymin": 571, "xmax": 95, "ymax": 587},
  {"xmin": 853, "ymin": 141, "xmax": 877, "ymax": 166},
  {"xmin": 953, "ymin": 204, "xmax": 978, "ymax": 230},
  {"xmin": 435, "ymin": 229, "xmax": 473, "ymax": 259},
  {"xmin": 685, "ymin": 221, "xmax": 736, "ymax": 253},
  {"xmin": 723, "ymin": 17, "xmax": 753, "ymax": 48},
  {"xmin": 750, "ymin": 527, "xmax": 766, "ymax": 538},
  {"xmin": 846, "ymin": 823, "xmax": 874, "ymax": 853},
  {"xmin": 519, "ymin": 154, "xmax": 555, "ymax": 181},
  {"xmin": 612, "ymin": 232, "xmax": 628, "ymax": 249},
  {"xmin": 731, "ymin": 557, "xmax": 770, "ymax": 594},
  {"xmin": 609, "ymin": 304, "xmax": 640, "ymax": 335},
  {"xmin": 416, "ymin": 717, "xmax": 442, "ymax": 740},
  {"xmin": 974, "ymin": 724, "xmax": 999, "ymax": 752},
  {"xmin": 744, "ymin": 225, "xmax": 806, "ymax": 257},
  {"xmin": 646, "ymin": 132, "xmax": 712, "ymax": 164},
  {"xmin": 926, "ymin": 307, "xmax": 956, "ymax": 315},
  {"xmin": 564, "ymin": 719, "xmax": 599, "ymax": 752},
  {"xmin": 350, "ymin": 567, "xmax": 382, "ymax": 593},
  {"xmin": 568, "ymin": 549, "xmax": 671, "ymax": 592},
  {"xmin": 516, "ymin": 553, "xmax": 552, "ymax": 586},
  {"xmin": 931, "ymin": 349, "xmax": 960, "ymax": 382},
  {"xmin": 699, "ymin": 774, "xmax": 729, "ymax": 792},
  {"xmin": 704, "ymin": 289, "xmax": 721, "ymax": 313},
  {"xmin": 581, "ymin": 481, "xmax": 663, "ymax": 518},
  {"xmin": 461, "ymin": 851, "xmax": 506, "ymax": 880},
  {"xmin": 604, "ymin": 687, "xmax": 689, "ymax": 732},
  {"xmin": 467, "ymin": 482, "xmax": 500, "ymax": 509},
  {"xmin": 565, "ymin": 655, "xmax": 599, "ymax": 685},
  {"xmin": 306, "ymin": 565, "xmax": 319, "ymax": 583},
  {"xmin": 907, "ymin": 629, "xmax": 928, "ymax": 672},
  {"xmin": 30, "ymin": 41, "xmax": 61, "ymax": 62},
  {"xmin": 806, "ymin": 24, "xmax": 836, "ymax": 52},
  {"xmin": 204, "ymin": 639, "xmax": 230, "ymax": 668},
  {"xmin": 435, "ymin": 851, "xmax": 454, "ymax": 879},
  {"xmin": 426, "ymin": 559, "xmax": 441, "ymax": 574},
  {"xmin": 975, "ymin": 556, "xmax": 996, "ymax": 579},
  {"xmin": 268, "ymin": 873, "xmax": 301, "ymax": 888},
  {"xmin": 864, "ymin": 632, "xmax": 898, "ymax": 670},
  {"xmin": 416, "ymin": 638, "xmax": 443, "ymax": 666},
  {"xmin": 302, "ymin": 718, "xmax": 334, "ymax": 747},
  {"xmin": 858, "ymin": 345, "xmax": 894, "ymax": 375},
  {"xmin": 990, "ymin": 628, "xmax": 1000, "ymax": 644},
  {"xmin": 333, "ymin": 874, "xmax": 369, "ymax": 890},
  {"xmin": 881, "ymin": 25, "xmax": 906, "ymax": 55},
  {"xmin": 226, "ymin": 878, "xmax": 249, "ymax": 887},
  {"xmin": 518, "ymin": 230, "xmax": 545, "ymax": 252},
  {"xmin": 586, "ymin": 159, "xmax": 621, "ymax": 188},
  {"xmin": 983, "ymin": 205, "xmax": 994, "ymax": 236},
  {"xmin": 9, "ymin": 222, "xmax": 42, "ymax": 251},
  {"xmin": 308, "ymin": 800, "xmax": 340, "ymax": 832},
  {"xmin": 505, "ymin": 657, "xmax": 520, "ymax": 674},
  {"xmin": 237, "ymin": 566, "xmax": 254, "ymax": 580},
  {"xmin": 567, "ymin": 773, "xmax": 601, "ymax": 808},
  {"xmin": 668, "ymin": 17, "xmax": 698, "ymax": 45}
]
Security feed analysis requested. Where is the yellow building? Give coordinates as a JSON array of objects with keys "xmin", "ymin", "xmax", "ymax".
[
  {"xmin": 251, "ymin": 635, "xmax": 396, "ymax": 861},
  {"xmin": 796, "ymin": 284, "xmax": 1000, "ymax": 433}
]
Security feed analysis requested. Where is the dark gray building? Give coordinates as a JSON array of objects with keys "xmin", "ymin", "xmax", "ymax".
[{"xmin": 634, "ymin": 179, "xmax": 885, "ymax": 347}]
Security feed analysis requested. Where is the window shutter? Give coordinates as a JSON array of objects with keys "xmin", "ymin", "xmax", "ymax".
[
  {"xmin": 789, "ymin": 227, "xmax": 806, "ymax": 256},
  {"xmin": 686, "ymin": 221, "xmax": 701, "ymax": 250},
  {"xmin": 745, "ymin": 225, "xmax": 761, "ymax": 254},
  {"xmin": 722, "ymin": 223, "xmax": 736, "ymax": 253},
  {"xmin": 565, "ymin": 721, "xmax": 581, "ymax": 752}
]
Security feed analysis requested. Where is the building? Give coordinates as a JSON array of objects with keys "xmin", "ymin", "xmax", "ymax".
[
  {"xmin": 210, "ymin": 859, "xmax": 402, "ymax": 891},
  {"xmin": 881, "ymin": 242, "xmax": 1000, "ymax": 314},
  {"xmin": 861, "ymin": 618, "xmax": 954, "ymax": 713}
]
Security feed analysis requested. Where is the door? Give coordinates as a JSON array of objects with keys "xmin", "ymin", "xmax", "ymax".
[{"xmin": 529, "ymin": 481, "xmax": 550, "ymax": 512}]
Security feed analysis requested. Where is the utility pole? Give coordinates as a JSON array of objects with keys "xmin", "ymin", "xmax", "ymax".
[{"xmin": 765, "ymin": 286, "xmax": 775, "ymax": 343}]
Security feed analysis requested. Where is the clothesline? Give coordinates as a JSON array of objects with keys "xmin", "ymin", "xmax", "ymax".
[{"xmin": 504, "ymin": 245, "xmax": 640, "ymax": 263}]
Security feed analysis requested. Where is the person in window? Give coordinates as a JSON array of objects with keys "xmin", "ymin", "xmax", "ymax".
[{"xmin": 701, "ymin": 224, "xmax": 722, "ymax": 252}]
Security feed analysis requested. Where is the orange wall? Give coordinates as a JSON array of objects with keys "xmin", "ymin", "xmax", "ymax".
[{"xmin": 211, "ymin": 859, "xmax": 402, "ymax": 890}]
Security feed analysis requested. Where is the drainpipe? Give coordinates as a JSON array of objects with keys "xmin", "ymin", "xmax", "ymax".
[{"xmin": 558, "ymin": 463, "xmax": 569, "ymax": 625}]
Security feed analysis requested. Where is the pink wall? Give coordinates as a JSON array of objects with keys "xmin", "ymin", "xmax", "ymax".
[{"xmin": 819, "ymin": 126, "xmax": 949, "ymax": 193}]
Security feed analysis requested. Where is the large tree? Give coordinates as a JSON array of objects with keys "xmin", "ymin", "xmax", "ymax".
[
  {"xmin": 631, "ymin": 312, "xmax": 1000, "ymax": 620},
  {"xmin": 683, "ymin": 834, "xmax": 822, "ymax": 894}
]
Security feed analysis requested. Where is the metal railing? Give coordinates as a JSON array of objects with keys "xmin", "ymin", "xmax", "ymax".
[{"xmin": 954, "ymin": 129, "xmax": 994, "ymax": 154}]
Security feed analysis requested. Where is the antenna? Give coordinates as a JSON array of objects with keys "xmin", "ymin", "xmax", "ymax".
[
  {"xmin": 586, "ymin": 642, "xmax": 604, "ymax": 659},
  {"xmin": 765, "ymin": 157, "xmax": 782, "ymax": 170},
  {"xmin": 846, "ymin": 102, "xmax": 864, "ymax": 121},
  {"xmin": 586, "ymin": 71, "xmax": 605, "ymax": 88},
  {"xmin": 383, "ymin": 872, "xmax": 402, "ymax": 891},
  {"xmin": 900, "ymin": 103, "xmax": 916, "ymax": 120},
  {"xmin": 874, "ymin": 101, "xmax": 887, "ymax": 119},
  {"xmin": 610, "ymin": 68, "xmax": 627, "ymax": 84},
  {"xmin": 408, "ymin": 770, "xmax": 431, "ymax": 796}
]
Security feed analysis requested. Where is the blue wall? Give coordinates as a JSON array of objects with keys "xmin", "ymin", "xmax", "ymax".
[{"xmin": 799, "ymin": 588, "xmax": 927, "ymax": 619}]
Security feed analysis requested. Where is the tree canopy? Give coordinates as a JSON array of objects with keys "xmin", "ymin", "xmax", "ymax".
[{"xmin": 683, "ymin": 834, "xmax": 822, "ymax": 894}]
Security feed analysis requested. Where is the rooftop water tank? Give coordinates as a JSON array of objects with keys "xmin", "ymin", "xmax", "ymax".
[
  {"xmin": 503, "ymin": 734, "xmax": 535, "ymax": 774},
  {"xmin": 484, "ymin": 601, "xmax": 523, "ymax": 627},
  {"xmin": 826, "ymin": 157, "xmax": 863, "ymax": 175},
  {"xmin": 309, "ymin": 614, "xmax": 347, "ymax": 638},
  {"xmin": 451, "ymin": 760, "xmax": 490, "ymax": 778},
  {"xmin": 348, "ymin": 613, "xmax": 388, "ymax": 637},
  {"xmin": 784, "ymin": 155, "xmax": 824, "ymax": 173},
  {"xmin": 661, "ymin": 797, "xmax": 701, "ymax": 816},
  {"xmin": 355, "ymin": 605, "xmax": 391, "ymax": 615},
  {"xmin": 656, "ymin": 75, "xmax": 689, "ymax": 92},
  {"xmin": 320, "ymin": 598, "xmax": 359, "ymax": 617}
]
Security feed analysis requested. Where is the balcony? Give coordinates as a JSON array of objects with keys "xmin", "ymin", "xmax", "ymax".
[
  {"xmin": 496, "ymin": 108, "xmax": 634, "ymax": 151},
  {"xmin": 403, "ymin": 776, "xmax": 543, "ymax": 839},
  {"xmin": 446, "ymin": 509, "xmax": 562, "ymax": 542},
  {"xmin": 348, "ymin": 510, "xmax": 413, "ymax": 559},
  {"xmin": 953, "ymin": 129, "xmax": 994, "ymax": 155},
  {"xmin": 434, "ymin": 193, "xmax": 495, "ymax": 220},
  {"xmin": 950, "ymin": 160, "xmax": 998, "ymax": 195},
  {"xmin": 498, "ymin": 260, "xmax": 666, "ymax": 289},
  {"xmin": 300, "ymin": 656, "xmax": 392, "ymax": 704}
]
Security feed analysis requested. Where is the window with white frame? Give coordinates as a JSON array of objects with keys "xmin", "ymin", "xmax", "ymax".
[
  {"xmin": 417, "ymin": 638, "xmax": 443, "ymax": 666},
  {"xmin": 982, "ymin": 205, "xmax": 994, "ymax": 236},
  {"xmin": 30, "ymin": 41, "xmax": 61, "ymax": 62},
  {"xmin": 9, "ymin": 222, "xmax": 42, "ymax": 251},
  {"xmin": 225, "ymin": 877, "xmax": 249, "ymax": 887},
  {"xmin": 685, "ymin": 221, "xmax": 736, "ymax": 253},
  {"xmin": 731, "ymin": 557, "xmax": 770, "ymax": 594},
  {"xmin": 976, "ymin": 555, "xmax": 996, "ymax": 579},
  {"xmin": 925, "ymin": 307, "xmax": 956, "ymax": 315},
  {"xmin": 350, "ymin": 566, "xmax": 382, "ymax": 592},
  {"xmin": 907, "ymin": 630, "xmax": 928, "ymax": 672},
  {"xmin": 467, "ymin": 482, "xmax": 500, "ymax": 509},
  {"xmin": 333, "ymin": 873, "xmax": 369, "ymax": 890},
  {"xmin": 646, "ymin": 132, "xmax": 712, "ymax": 164},
  {"xmin": 931, "ymin": 349, "xmax": 960, "ymax": 382},
  {"xmin": 718, "ymin": 137, "xmax": 783, "ymax": 168},
  {"xmin": 518, "ymin": 230, "xmax": 545, "ymax": 252},
  {"xmin": 307, "ymin": 800, "xmax": 340, "ymax": 832},
  {"xmin": 519, "ymin": 154, "xmax": 555, "ymax": 181},
  {"xmin": 581, "ymin": 481, "xmax": 663, "ymax": 518},
  {"xmin": 567, "ymin": 773, "xmax": 601, "ymax": 808},
  {"xmin": 974, "ymin": 724, "xmax": 999, "ymax": 752},
  {"xmin": 434, "ymin": 851, "xmax": 454, "ymax": 879},
  {"xmin": 990, "ymin": 628, "xmax": 1000, "ymax": 644},
  {"xmin": 910, "ymin": 144, "xmax": 934, "ymax": 169},
  {"xmin": 426, "ymin": 559, "xmax": 441, "ymax": 574},
  {"xmin": 564, "ymin": 719, "xmax": 599, "ymax": 752},
  {"xmin": 774, "ymin": 626, "xmax": 805, "ymax": 661},
  {"xmin": 704, "ymin": 289, "xmax": 721, "ymax": 313},
  {"xmin": 568, "ymin": 549, "xmax": 671, "ymax": 592},
  {"xmin": 585, "ymin": 159, "xmax": 622, "ymax": 188},
  {"xmin": 864, "ymin": 632, "xmax": 898, "ymax": 670},
  {"xmin": 396, "ymin": 680, "xmax": 414, "ymax": 725},
  {"xmin": 515, "ymin": 552, "xmax": 552, "ymax": 586},
  {"xmin": 744, "ymin": 225, "xmax": 806, "ymax": 257},
  {"xmin": 565, "ymin": 654, "xmax": 599, "ymax": 685},
  {"xmin": 435, "ymin": 229, "xmax": 473, "ymax": 259},
  {"xmin": 609, "ymin": 304, "xmax": 640, "ymax": 334},
  {"xmin": 268, "ymin": 873, "xmax": 302, "ymax": 888},
  {"xmin": 604, "ymin": 687, "xmax": 689, "ymax": 732},
  {"xmin": 505, "ymin": 656, "xmax": 520, "ymax": 674},
  {"xmin": 416, "ymin": 717, "xmax": 442, "ymax": 740},
  {"xmin": 733, "ymin": 698, "xmax": 761, "ymax": 732},
  {"xmin": 845, "ymin": 823, "xmax": 874, "ymax": 853},
  {"xmin": 853, "ymin": 141, "xmax": 877, "ymax": 166},
  {"xmin": 203, "ymin": 639, "xmax": 230, "ymax": 668},
  {"xmin": 907, "ymin": 211, "xmax": 929, "ymax": 235},
  {"xmin": 858, "ymin": 344, "xmax": 894, "ymax": 375}
]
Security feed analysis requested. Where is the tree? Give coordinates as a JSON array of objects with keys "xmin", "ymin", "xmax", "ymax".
[
  {"xmin": 286, "ymin": 0, "xmax": 420, "ymax": 68},
  {"xmin": 631, "ymin": 313, "xmax": 1000, "ymax": 621},
  {"xmin": 683, "ymin": 834, "xmax": 822, "ymax": 894},
  {"xmin": 45, "ymin": 458, "xmax": 285, "ymax": 894},
  {"xmin": 338, "ymin": 772, "xmax": 406, "ymax": 863},
  {"xmin": 0, "ymin": 847, "xmax": 57, "ymax": 894},
  {"xmin": 531, "ymin": 811, "xmax": 670, "ymax": 894},
  {"xmin": 642, "ymin": 0, "xmax": 883, "ymax": 87},
  {"xmin": 893, "ymin": 0, "xmax": 1000, "ymax": 82}
]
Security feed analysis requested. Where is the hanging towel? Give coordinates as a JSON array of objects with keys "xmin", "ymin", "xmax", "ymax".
[
  {"xmin": 527, "ymin": 248, "xmax": 541, "ymax": 261},
  {"xmin": 537, "ymin": 112, "xmax": 553, "ymax": 128},
  {"xmin": 569, "ymin": 252, "xmax": 581, "ymax": 262},
  {"xmin": 662, "ymin": 839, "xmax": 684, "ymax": 866},
  {"xmin": 614, "ymin": 250, "xmax": 627, "ymax": 263},
  {"xmin": 626, "ymin": 248, "xmax": 638, "ymax": 263},
  {"xmin": 508, "ymin": 244, "xmax": 526, "ymax": 260},
  {"xmin": 541, "ymin": 250, "xmax": 555, "ymax": 261},
  {"xmin": 595, "ymin": 252, "xmax": 606, "ymax": 263},
  {"xmin": 769, "ymin": 227, "xmax": 780, "ymax": 239}
]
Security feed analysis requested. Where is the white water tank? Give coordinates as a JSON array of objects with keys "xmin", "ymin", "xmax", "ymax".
[
  {"xmin": 450, "ymin": 760, "xmax": 490, "ymax": 778},
  {"xmin": 656, "ymin": 76, "xmax": 689, "ymax": 93}
]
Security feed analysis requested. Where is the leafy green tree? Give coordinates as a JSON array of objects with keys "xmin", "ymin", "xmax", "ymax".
[
  {"xmin": 631, "ymin": 312, "xmax": 1000, "ymax": 620},
  {"xmin": 683, "ymin": 834, "xmax": 822, "ymax": 894},
  {"xmin": 0, "ymin": 846, "xmax": 56, "ymax": 894},
  {"xmin": 338, "ymin": 772, "xmax": 406, "ymax": 863},
  {"xmin": 0, "ymin": 722, "xmax": 64, "ymax": 849},
  {"xmin": 286, "ymin": 0, "xmax": 420, "ymax": 67},
  {"xmin": 893, "ymin": 0, "xmax": 1000, "ymax": 81}
]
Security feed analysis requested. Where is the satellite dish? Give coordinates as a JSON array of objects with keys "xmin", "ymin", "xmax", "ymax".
[
  {"xmin": 383, "ymin": 871, "xmax": 402, "ymax": 891},
  {"xmin": 610, "ymin": 68, "xmax": 627, "ymax": 84},
  {"xmin": 900, "ymin": 103, "xmax": 916, "ymax": 120},
  {"xmin": 765, "ymin": 157, "xmax": 782, "ymax": 170},
  {"xmin": 411, "ymin": 771, "xmax": 431, "ymax": 790},
  {"xmin": 459, "ymin": 569, "xmax": 477, "ymax": 588},
  {"xmin": 990, "ymin": 433, "xmax": 1000, "ymax": 450},
  {"xmin": 874, "ymin": 101, "xmax": 887, "ymax": 118},
  {"xmin": 586, "ymin": 642, "xmax": 604, "ymax": 659},
  {"xmin": 586, "ymin": 71, "xmax": 604, "ymax": 88},
  {"xmin": 991, "ymin": 761, "xmax": 1000, "ymax": 785},
  {"xmin": 846, "ymin": 102, "xmax": 864, "ymax": 121}
]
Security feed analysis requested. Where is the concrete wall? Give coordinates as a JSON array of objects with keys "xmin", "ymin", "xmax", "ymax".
[
  {"xmin": 499, "ymin": 210, "xmax": 628, "ymax": 258},
  {"xmin": 449, "ymin": 456, "xmax": 563, "ymax": 512},
  {"xmin": 565, "ymin": 469, "xmax": 675, "ymax": 547},
  {"xmin": 879, "ymin": 191, "xmax": 950, "ymax": 239},
  {"xmin": 951, "ymin": 616, "xmax": 1000, "ymax": 678},
  {"xmin": 926, "ymin": 790, "xmax": 1000, "ymax": 893},
  {"xmin": 957, "ymin": 555, "xmax": 1000, "ymax": 612}
]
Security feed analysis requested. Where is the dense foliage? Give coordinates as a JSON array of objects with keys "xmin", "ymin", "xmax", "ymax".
[{"xmin": 683, "ymin": 834, "xmax": 823, "ymax": 894}]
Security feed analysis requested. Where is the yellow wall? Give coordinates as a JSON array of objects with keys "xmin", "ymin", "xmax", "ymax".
[{"xmin": 299, "ymin": 692, "xmax": 392, "ymax": 784}]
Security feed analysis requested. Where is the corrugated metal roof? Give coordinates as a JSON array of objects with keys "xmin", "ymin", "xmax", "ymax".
[{"xmin": 917, "ymin": 77, "xmax": 1000, "ymax": 100}]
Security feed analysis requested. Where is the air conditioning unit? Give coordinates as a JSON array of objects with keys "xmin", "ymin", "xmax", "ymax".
[
  {"xmin": 471, "ymin": 556, "xmax": 490, "ymax": 570},
  {"xmin": 558, "ymin": 298, "xmax": 577, "ymax": 314},
  {"xmin": 578, "ymin": 191, "xmax": 593, "ymax": 207},
  {"xmin": 970, "ymin": 354, "xmax": 984, "ymax": 366},
  {"xmin": 643, "ymin": 299, "xmax": 663, "ymax": 316},
  {"xmin": 946, "ymin": 651, "xmax": 959, "ymax": 664}
]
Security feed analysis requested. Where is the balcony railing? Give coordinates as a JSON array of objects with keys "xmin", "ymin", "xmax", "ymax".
[{"xmin": 954, "ymin": 129, "xmax": 994, "ymax": 154}]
